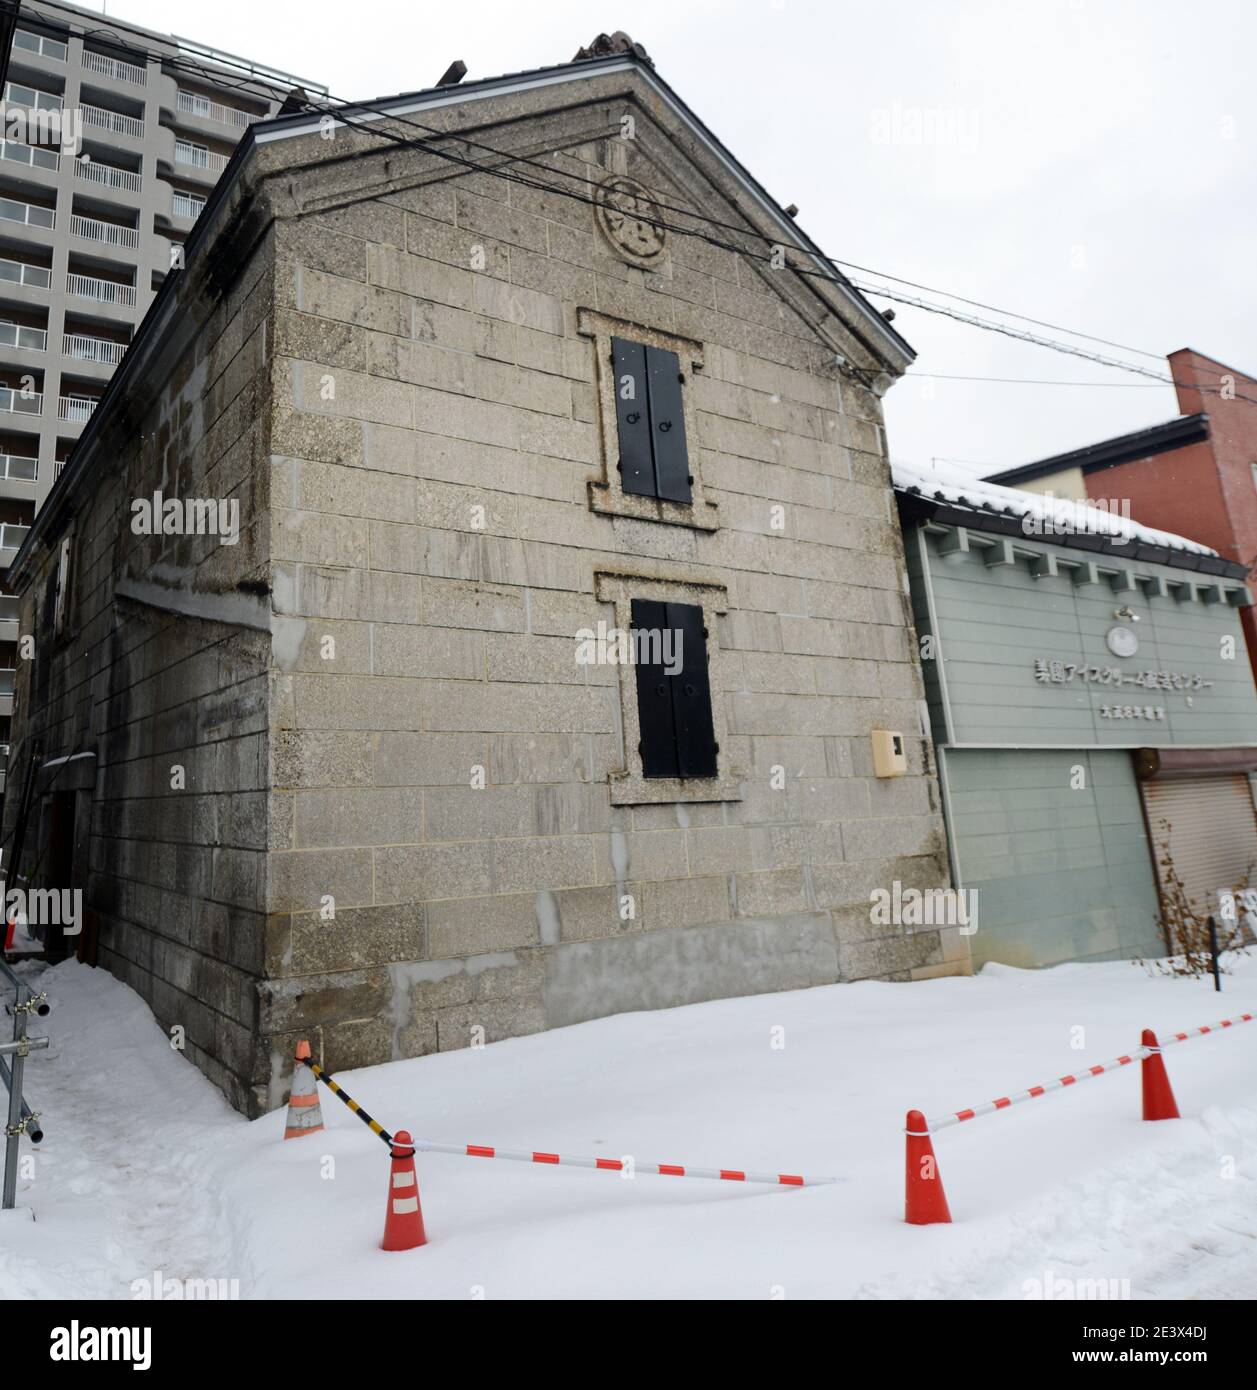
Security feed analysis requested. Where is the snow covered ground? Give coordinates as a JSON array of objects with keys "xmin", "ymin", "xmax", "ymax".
[{"xmin": 2, "ymin": 954, "xmax": 1255, "ymax": 1300}]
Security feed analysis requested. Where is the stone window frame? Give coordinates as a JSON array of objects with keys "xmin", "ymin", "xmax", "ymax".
[
  {"xmin": 595, "ymin": 569, "xmax": 742, "ymax": 806},
  {"xmin": 579, "ymin": 307, "xmax": 719, "ymax": 532}
]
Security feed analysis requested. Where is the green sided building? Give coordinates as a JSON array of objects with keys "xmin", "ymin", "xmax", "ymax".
[{"xmin": 894, "ymin": 461, "xmax": 1257, "ymax": 969}]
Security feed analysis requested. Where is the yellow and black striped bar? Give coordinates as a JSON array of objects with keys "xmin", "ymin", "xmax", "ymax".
[{"xmin": 302, "ymin": 1058, "xmax": 393, "ymax": 1148}]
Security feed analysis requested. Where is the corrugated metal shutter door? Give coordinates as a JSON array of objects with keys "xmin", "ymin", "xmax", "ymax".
[{"xmin": 1141, "ymin": 774, "xmax": 1257, "ymax": 911}]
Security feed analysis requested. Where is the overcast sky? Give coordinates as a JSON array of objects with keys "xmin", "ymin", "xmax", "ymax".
[{"xmin": 93, "ymin": 0, "xmax": 1256, "ymax": 480}]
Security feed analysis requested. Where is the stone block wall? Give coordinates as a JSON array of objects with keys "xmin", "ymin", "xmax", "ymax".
[
  {"xmin": 5, "ymin": 70, "xmax": 967, "ymax": 1119},
  {"xmin": 259, "ymin": 102, "xmax": 964, "ymax": 1109},
  {"xmin": 4, "ymin": 227, "xmax": 279, "ymax": 1113}
]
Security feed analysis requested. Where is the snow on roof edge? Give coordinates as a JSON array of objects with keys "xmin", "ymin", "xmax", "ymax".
[{"xmin": 890, "ymin": 458, "xmax": 1218, "ymax": 558}]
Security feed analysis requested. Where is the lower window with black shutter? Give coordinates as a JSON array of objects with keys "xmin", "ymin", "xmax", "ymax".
[
  {"xmin": 631, "ymin": 597, "xmax": 717, "ymax": 779},
  {"xmin": 596, "ymin": 570, "xmax": 740, "ymax": 806}
]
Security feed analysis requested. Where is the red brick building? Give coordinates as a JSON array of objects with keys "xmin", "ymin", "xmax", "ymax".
[{"xmin": 988, "ymin": 349, "xmax": 1257, "ymax": 685}]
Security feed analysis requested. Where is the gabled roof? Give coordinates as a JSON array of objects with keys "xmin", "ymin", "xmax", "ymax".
[
  {"xmin": 984, "ymin": 413, "xmax": 1210, "ymax": 488},
  {"xmin": 240, "ymin": 50, "xmax": 915, "ymax": 368},
  {"xmin": 11, "ymin": 44, "xmax": 915, "ymax": 581}
]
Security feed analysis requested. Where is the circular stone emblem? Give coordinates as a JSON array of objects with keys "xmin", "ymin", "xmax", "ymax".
[
  {"xmin": 595, "ymin": 175, "xmax": 666, "ymax": 266},
  {"xmin": 1105, "ymin": 624, "xmax": 1139, "ymax": 658}
]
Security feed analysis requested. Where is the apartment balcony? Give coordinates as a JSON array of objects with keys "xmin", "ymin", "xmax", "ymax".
[
  {"xmin": 66, "ymin": 271, "xmax": 137, "ymax": 311},
  {"xmin": 176, "ymin": 89, "xmax": 257, "ymax": 130},
  {"xmin": 0, "ymin": 524, "xmax": 30, "ymax": 560},
  {"xmin": 58, "ymin": 394, "xmax": 98, "ymax": 424},
  {"xmin": 0, "ymin": 140, "xmax": 59, "ymax": 176},
  {"xmin": 81, "ymin": 101, "xmax": 145, "ymax": 142},
  {"xmin": 0, "ymin": 257, "xmax": 52, "ymax": 293},
  {"xmin": 0, "ymin": 196, "xmax": 55, "ymax": 233},
  {"xmin": 0, "ymin": 451, "xmax": 38, "ymax": 502},
  {"xmin": 4, "ymin": 80, "xmax": 63, "ymax": 112},
  {"xmin": 70, "ymin": 211, "xmax": 140, "ymax": 251},
  {"xmin": 63, "ymin": 331, "xmax": 126, "ymax": 367},
  {"xmin": 171, "ymin": 190, "xmax": 206, "ymax": 222},
  {"xmin": 0, "ymin": 453, "xmax": 37, "ymax": 483},
  {"xmin": 75, "ymin": 158, "xmax": 142, "ymax": 195},
  {"xmin": 12, "ymin": 30, "xmax": 68, "ymax": 66},
  {"xmin": 81, "ymin": 50, "xmax": 147, "ymax": 87},
  {"xmin": 173, "ymin": 140, "xmax": 230, "ymax": 185},
  {"xmin": 176, "ymin": 141, "xmax": 230, "ymax": 173},
  {"xmin": 0, "ymin": 669, "xmax": 15, "ymax": 718},
  {"xmin": 0, "ymin": 321, "xmax": 47, "ymax": 352},
  {"xmin": 0, "ymin": 594, "xmax": 18, "ymax": 642},
  {"xmin": 0, "ymin": 387, "xmax": 42, "ymax": 417}
]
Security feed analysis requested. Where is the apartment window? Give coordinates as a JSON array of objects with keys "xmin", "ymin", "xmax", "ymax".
[
  {"xmin": 579, "ymin": 309, "xmax": 718, "ymax": 530},
  {"xmin": 631, "ymin": 598, "xmax": 717, "ymax": 778}
]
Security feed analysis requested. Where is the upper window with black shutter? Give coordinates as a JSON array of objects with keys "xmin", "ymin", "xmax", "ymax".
[
  {"xmin": 580, "ymin": 309, "xmax": 718, "ymax": 531},
  {"xmin": 613, "ymin": 338, "xmax": 691, "ymax": 505}
]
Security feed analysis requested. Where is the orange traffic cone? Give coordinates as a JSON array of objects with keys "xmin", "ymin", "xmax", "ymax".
[
  {"xmin": 905, "ymin": 1109, "xmax": 952, "ymax": 1224},
  {"xmin": 382, "ymin": 1130, "xmax": 427, "ymax": 1251},
  {"xmin": 283, "ymin": 1040, "xmax": 325, "ymax": 1140},
  {"xmin": 1140, "ymin": 1029, "xmax": 1180, "ymax": 1121}
]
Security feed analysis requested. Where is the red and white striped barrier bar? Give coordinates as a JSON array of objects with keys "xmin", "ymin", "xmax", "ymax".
[
  {"xmin": 1160, "ymin": 1011, "xmax": 1254, "ymax": 1048},
  {"xmin": 924, "ymin": 1048, "xmax": 1145, "ymax": 1135},
  {"xmin": 907, "ymin": 1007, "xmax": 1256, "ymax": 1224},
  {"xmin": 921, "ymin": 1009, "xmax": 1255, "ymax": 1135},
  {"xmin": 411, "ymin": 1137, "xmax": 839, "ymax": 1187}
]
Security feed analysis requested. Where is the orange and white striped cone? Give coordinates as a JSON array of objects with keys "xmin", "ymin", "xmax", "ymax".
[
  {"xmin": 283, "ymin": 1041, "xmax": 325, "ymax": 1140},
  {"xmin": 381, "ymin": 1129, "xmax": 427, "ymax": 1251}
]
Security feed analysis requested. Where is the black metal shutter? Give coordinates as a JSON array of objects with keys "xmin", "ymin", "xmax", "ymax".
[
  {"xmin": 645, "ymin": 346, "xmax": 691, "ymax": 504},
  {"xmin": 666, "ymin": 601, "xmax": 716, "ymax": 777},
  {"xmin": 631, "ymin": 598, "xmax": 678, "ymax": 777},
  {"xmin": 612, "ymin": 337, "xmax": 655, "ymax": 498}
]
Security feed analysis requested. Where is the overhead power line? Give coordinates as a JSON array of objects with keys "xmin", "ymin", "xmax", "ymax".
[
  {"xmin": 24, "ymin": 0, "xmax": 1256, "ymax": 409},
  {"xmin": 907, "ymin": 373, "xmax": 1170, "ymax": 388}
]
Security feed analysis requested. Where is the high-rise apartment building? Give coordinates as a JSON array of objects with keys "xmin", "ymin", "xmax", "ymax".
[{"xmin": 0, "ymin": 0, "xmax": 323, "ymax": 793}]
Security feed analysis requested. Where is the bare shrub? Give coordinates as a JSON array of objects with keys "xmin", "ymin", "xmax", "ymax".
[{"xmin": 1134, "ymin": 819, "xmax": 1253, "ymax": 978}]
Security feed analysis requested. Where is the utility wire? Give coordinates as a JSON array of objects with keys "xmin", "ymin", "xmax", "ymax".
[
  {"xmin": 274, "ymin": 97, "xmax": 1257, "ymax": 410},
  {"xmin": 29, "ymin": 0, "xmax": 1180, "ymax": 378},
  {"xmin": 907, "ymin": 373, "xmax": 1170, "ymax": 387},
  {"xmin": 24, "ymin": 0, "xmax": 1257, "ymax": 410}
]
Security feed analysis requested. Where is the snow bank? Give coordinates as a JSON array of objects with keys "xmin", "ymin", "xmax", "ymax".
[{"xmin": 3, "ymin": 955, "xmax": 1255, "ymax": 1299}]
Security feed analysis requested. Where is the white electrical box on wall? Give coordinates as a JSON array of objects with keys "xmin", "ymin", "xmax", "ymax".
[{"xmin": 871, "ymin": 729, "xmax": 907, "ymax": 778}]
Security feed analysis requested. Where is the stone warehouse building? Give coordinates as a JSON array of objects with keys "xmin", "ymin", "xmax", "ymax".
[{"xmin": 4, "ymin": 36, "xmax": 965, "ymax": 1115}]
